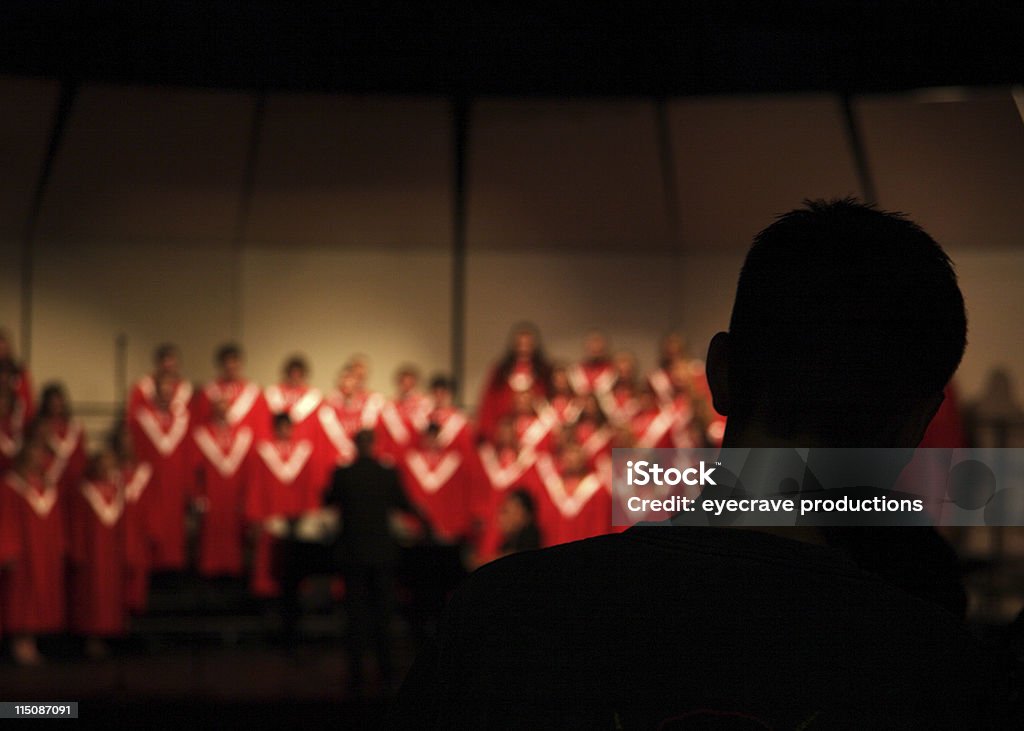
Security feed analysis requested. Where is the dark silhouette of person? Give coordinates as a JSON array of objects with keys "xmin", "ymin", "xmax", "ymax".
[
  {"xmin": 391, "ymin": 200, "xmax": 1010, "ymax": 728},
  {"xmin": 322, "ymin": 429, "xmax": 426, "ymax": 695},
  {"xmin": 496, "ymin": 488, "xmax": 542, "ymax": 557}
]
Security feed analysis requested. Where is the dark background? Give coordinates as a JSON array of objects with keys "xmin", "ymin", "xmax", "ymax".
[{"xmin": 2, "ymin": 1, "xmax": 1022, "ymax": 96}]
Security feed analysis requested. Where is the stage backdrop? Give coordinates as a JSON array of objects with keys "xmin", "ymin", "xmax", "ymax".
[{"xmin": 1, "ymin": 77, "xmax": 1022, "ymax": 444}]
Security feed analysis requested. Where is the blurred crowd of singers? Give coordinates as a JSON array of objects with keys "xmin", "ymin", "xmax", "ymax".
[{"xmin": 0, "ymin": 325, "xmax": 724, "ymax": 664}]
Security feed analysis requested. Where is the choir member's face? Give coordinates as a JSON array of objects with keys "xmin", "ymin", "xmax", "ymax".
[
  {"xmin": 497, "ymin": 496, "xmax": 528, "ymax": 536},
  {"xmin": 285, "ymin": 366, "xmax": 306, "ymax": 386},
  {"xmin": 495, "ymin": 420, "xmax": 517, "ymax": 449},
  {"xmin": 337, "ymin": 371, "xmax": 356, "ymax": 395},
  {"xmin": 22, "ymin": 440, "xmax": 49, "ymax": 474},
  {"xmin": 584, "ymin": 333, "xmax": 607, "ymax": 360},
  {"xmin": 612, "ymin": 425, "xmax": 635, "ymax": 448},
  {"xmin": 35, "ymin": 417, "xmax": 55, "ymax": 441},
  {"xmin": 46, "ymin": 391, "xmax": 67, "ymax": 417},
  {"xmin": 349, "ymin": 359, "xmax": 368, "ymax": 386},
  {"xmin": 561, "ymin": 445, "xmax": 586, "ymax": 474},
  {"xmin": 669, "ymin": 359, "xmax": 692, "ymax": 389},
  {"xmin": 397, "ymin": 372, "xmax": 417, "ymax": 395},
  {"xmin": 96, "ymin": 449, "xmax": 118, "ymax": 479},
  {"xmin": 512, "ymin": 391, "xmax": 533, "ymax": 415},
  {"xmin": 513, "ymin": 331, "xmax": 535, "ymax": 359},
  {"xmin": 614, "ymin": 352, "xmax": 636, "ymax": 379},
  {"xmin": 551, "ymin": 368, "xmax": 570, "ymax": 393},
  {"xmin": 158, "ymin": 354, "xmax": 179, "ymax": 378},
  {"xmin": 221, "ymin": 355, "xmax": 243, "ymax": 381},
  {"xmin": 552, "ymin": 425, "xmax": 570, "ymax": 451},
  {"xmin": 661, "ymin": 334, "xmax": 686, "ymax": 361},
  {"xmin": 431, "ymin": 386, "xmax": 451, "ymax": 407}
]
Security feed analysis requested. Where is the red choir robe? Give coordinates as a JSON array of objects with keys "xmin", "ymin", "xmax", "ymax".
[
  {"xmin": 514, "ymin": 407, "xmax": 559, "ymax": 454},
  {"xmin": 704, "ymin": 414, "xmax": 727, "ymax": 447},
  {"xmin": 0, "ymin": 396, "xmax": 26, "ymax": 474},
  {"xmin": 631, "ymin": 406, "xmax": 677, "ymax": 449},
  {"xmin": 44, "ymin": 417, "xmax": 87, "ymax": 493},
  {"xmin": 687, "ymin": 367, "xmax": 726, "ymax": 447},
  {"xmin": 194, "ymin": 379, "xmax": 270, "ymax": 439},
  {"xmin": 598, "ymin": 382, "xmax": 638, "ymax": 427},
  {"xmin": 129, "ymin": 399, "xmax": 192, "ymax": 571},
  {"xmin": 191, "ymin": 422, "xmax": 253, "ymax": 578},
  {"xmin": 264, "ymin": 383, "xmax": 323, "ymax": 441},
  {"xmin": 548, "ymin": 393, "xmax": 582, "ymax": 427},
  {"xmin": 398, "ymin": 446, "xmax": 472, "ymax": 542},
  {"xmin": 477, "ymin": 361, "xmax": 550, "ymax": 442},
  {"xmin": 376, "ymin": 393, "xmax": 432, "ymax": 463},
  {"xmin": 244, "ymin": 436, "xmax": 317, "ymax": 597},
  {"xmin": 667, "ymin": 396, "xmax": 699, "ymax": 448},
  {"xmin": 897, "ymin": 384, "xmax": 970, "ymax": 521},
  {"xmin": 648, "ymin": 367, "xmax": 675, "ymax": 406},
  {"xmin": 567, "ymin": 359, "xmax": 617, "ymax": 396},
  {"xmin": 11, "ymin": 367, "xmax": 34, "ymax": 424},
  {"xmin": 68, "ymin": 477, "xmax": 140, "ymax": 636},
  {"xmin": 315, "ymin": 389, "xmax": 384, "ymax": 486},
  {"xmin": 533, "ymin": 455, "xmax": 612, "ymax": 547},
  {"xmin": 472, "ymin": 444, "xmax": 541, "ymax": 560},
  {"xmin": 574, "ymin": 420, "xmax": 614, "ymax": 470},
  {"xmin": 122, "ymin": 461, "xmax": 154, "ymax": 613},
  {"xmin": 919, "ymin": 383, "xmax": 968, "ymax": 448},
  {"xmin": 0, "ymin": 471, "xmax": 65, "ymax": 633},
  {"xmin": 429, "ymin": 405, "xmax": 475, "ymax": 460},
  {"xmin": 650, "ymin": 362, "xmax": 725, "ymax": 447},
  {"xmin": 598, "ymin": 454, "xmax": 630, "ymax": 533},
  {"xmin": 128, "ymin": 375, "xmax": 193, "ymax": 425}
]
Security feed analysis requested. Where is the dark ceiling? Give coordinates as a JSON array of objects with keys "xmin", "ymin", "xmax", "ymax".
[{"xmin": 1, "ymin": 1, "xmax": 1022, "ymax": 96}]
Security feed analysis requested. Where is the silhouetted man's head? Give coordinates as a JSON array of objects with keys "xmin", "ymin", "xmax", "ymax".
[
  {"xmin": 354, "ymin": 429, "xmax": 375, "ymax": 458},
  {"xmin": 707, "ymin": 199, "xmax": 966, "ymax": 447}
]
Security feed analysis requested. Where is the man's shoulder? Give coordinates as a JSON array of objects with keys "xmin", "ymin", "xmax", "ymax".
[
  {"xmin": 481, "ymin": 532, "xmax": 627, "ymax": 570},
  {"xmin": 453, "ymin": 533, "xmax": 635, "ymax": 606},
  {"xmin": 448, "ymin": 526, "xmax": 989, "ymax": 645},
  {"xmin": 429, "ymin": 529, "xmax": 1009, "ymax": 727}
]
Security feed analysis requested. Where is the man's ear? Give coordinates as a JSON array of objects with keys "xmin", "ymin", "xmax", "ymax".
[{"xmin": 706, "ymin": 332, "xmax": 731, "ymax": 416}]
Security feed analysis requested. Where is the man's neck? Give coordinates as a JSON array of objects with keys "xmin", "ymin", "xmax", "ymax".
[{"xmin": 719, "ymin": 421, "xmax": 828, "ymax": 546}]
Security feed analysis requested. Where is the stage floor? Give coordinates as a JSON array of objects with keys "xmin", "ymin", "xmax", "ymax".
[{"xmin": 0, "ymin": 639, "xmax": 403, "ymax": 727}]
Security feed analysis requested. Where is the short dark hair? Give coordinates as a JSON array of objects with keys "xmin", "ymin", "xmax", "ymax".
[
  {"xmin": 153, "ymin": 343, "xmax": 179, "ymax": 363},
  {"xmin": 283, "ymin": 354, "xmax": 309, "ymax": 376},
  {"xmin": 354, "ymin": 428, "xmax": 375, "ymax": 455},
  {"xmin": 215, "ymin": 343, "xmax": 243, "ymax": 365},
  {"xmin": 429, "ymin": 374, "xmax": 455, "ymax": 392},
  {"xmin": 727, "ymin": 198, "xmax": 966, "ymax": 443},
  {"xmin": 396, "ymin": 363, "xmax": 421, "ymax": 380},
  {"xmin": 507, "ymin": 487, "xmax": 536, "ymax": 519},
  {"xmin": 38, "ymin": 381, "xmax": 70, "ymax": 419}
]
